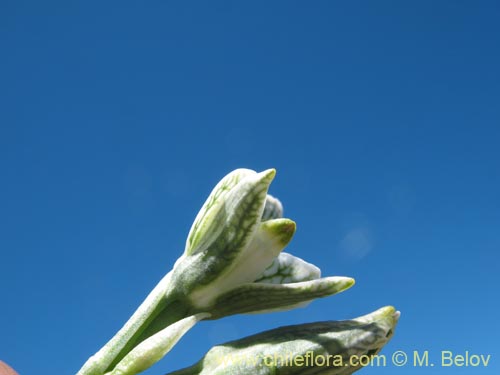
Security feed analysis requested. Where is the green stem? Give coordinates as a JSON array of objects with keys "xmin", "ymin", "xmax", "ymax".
[
  {"xmin": 77, "ymin": 271, "xmax": 178, "ymax": 375},
  {"xmin": 107, "ymin": 295, "xmax": 191, "ymax": 371}
]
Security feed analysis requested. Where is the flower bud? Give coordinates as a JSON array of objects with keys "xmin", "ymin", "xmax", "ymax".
[{"xmin": 166, "ymin": 306, "xmax": 400, "ymax": 375}]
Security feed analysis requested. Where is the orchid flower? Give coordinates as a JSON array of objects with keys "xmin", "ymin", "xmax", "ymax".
[{"xmin": 77, "ymin": 169, "xmax": 355, "ymax": 375}]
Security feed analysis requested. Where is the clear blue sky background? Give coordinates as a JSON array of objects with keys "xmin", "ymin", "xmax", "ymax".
[{"xmin": 1, "ymin": 1, "xmax": 499, "ymax": 374}]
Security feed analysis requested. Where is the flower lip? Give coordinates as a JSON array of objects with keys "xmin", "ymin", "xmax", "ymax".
[{"xmin": 270, "ymin": 219, "xmax": 296, "ymax": 244}]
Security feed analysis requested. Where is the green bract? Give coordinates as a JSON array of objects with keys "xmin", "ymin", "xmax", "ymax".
[
  {"xmin": 77, "ymin": 168, "xmax": 398, "ymax": 375},
  {"xmin": 105, "ymin": 313, "xmax": 209, "ymax": 375}
]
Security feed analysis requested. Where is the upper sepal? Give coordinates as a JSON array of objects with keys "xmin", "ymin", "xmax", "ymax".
[{"xmin": 185, "ymin": 168, "xmax": 275, "ymax": 256}]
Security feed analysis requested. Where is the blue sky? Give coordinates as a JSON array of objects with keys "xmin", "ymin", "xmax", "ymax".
[{"xmin": 1, "ymin": 1, "xmax": 499, "ymax": 374}]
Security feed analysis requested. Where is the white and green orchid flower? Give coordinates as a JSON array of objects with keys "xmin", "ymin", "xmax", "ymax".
[
  {"xmin": 172, "ymin": 168, "xmax": 353, "ymax": 318},
  {"xmin": 77, "ymin": 168, "xmax": 355, "ymax": 375}
]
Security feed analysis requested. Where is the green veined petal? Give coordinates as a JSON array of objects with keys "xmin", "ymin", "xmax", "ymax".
[
  {"xmin": 254, "ymin": 252, "xmax": 321, "ymax": 284},
  {"xmin": 185, "ymin": 169, "xmax": 255, "ymax": 256},
  {"xmin": 188, "ymin": 218, "xmax": 296, "ymax": 309},
  {"xmin": 261, "ymin": 194, "xmax": 283, "ymax": 221},
  {"xmin": 206, "ymin": 276, "xmax": 355, "ymax": 319}
]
